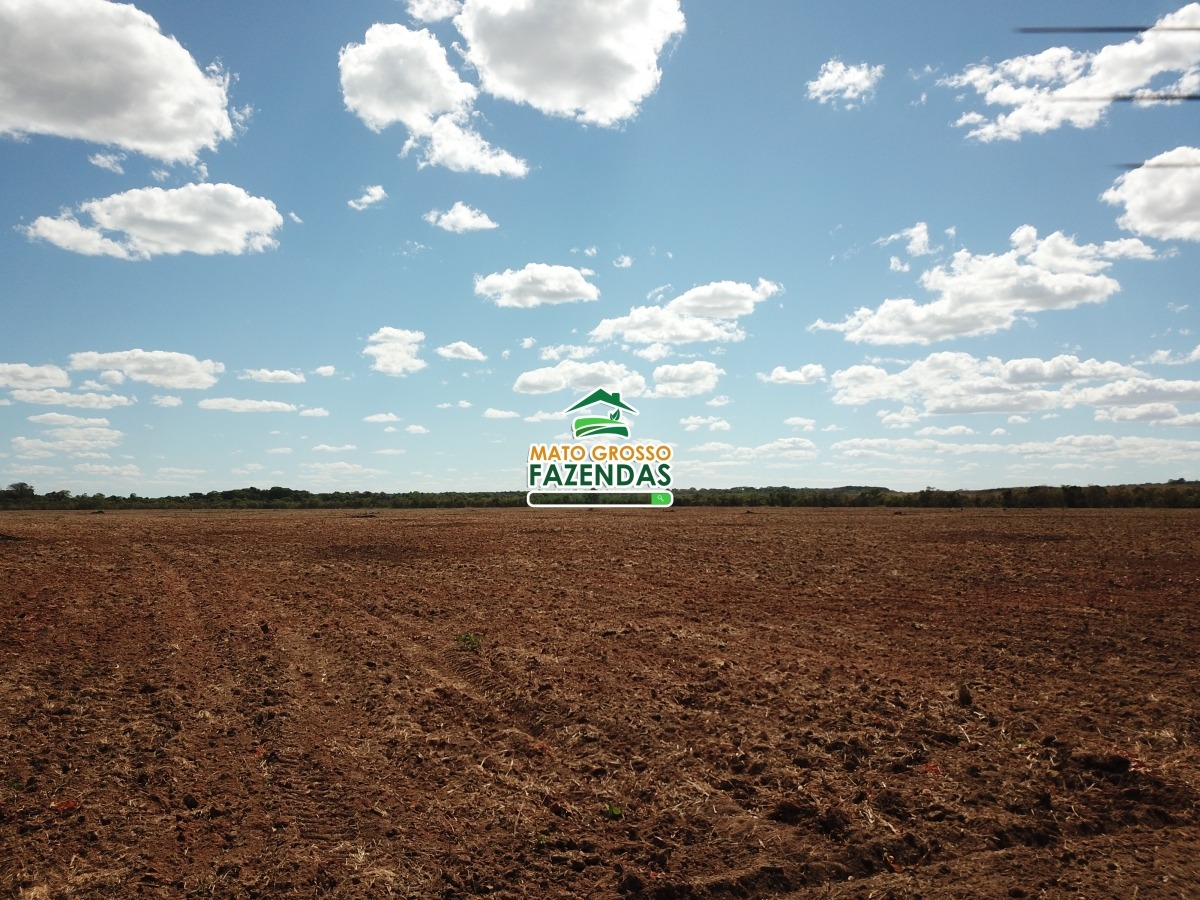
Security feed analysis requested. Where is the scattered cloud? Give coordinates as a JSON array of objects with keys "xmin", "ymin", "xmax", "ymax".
[
  {"xmin": 592, "ymin": 278, "xmax": 780, "ymax": 346},
  {"xmin": 313, "ymin": 366, "xmax": 337, "ymax": 377},
  {"xmin": 483, "ymin": 408, "xmax": 520, "ymax": 419},
  {"xmin": 680, "ymin": 415, "xmax": 730, "ymax": 431},
  {"xmin": 539, "ymin": 344, "xmax": 596, "ymax": 361},
  {"xmin": 614, "ymin": 254, "xmax": 633, "ymax": 268},
  {"xmin": 812, "ymin": 226, "xmax": 1155, "ymax": 344},
  {"xmin": 707, "ymin": 395, "xmax": 731, "ymax": 407},
  {"xmin": 455, "ymin": 0, "xmax": 686, "ymax": 126},
  {"xmin": 513, "ymin": 359, "xmax": 646, "ymax": 396},
  {"xmin": 475, "ymin": 263, "xmax": 599, "ymax": 308},
  {"xmin": 198, "ymin": 398, "xmax": 299, "ymax": 413},
  {"xmin": 69, "ymin": 350, "xmax": 223, "ymax": 389},
  {"xmin": 807, "ymin": 59, "xmax": 885, "ymax": 107},
  {"xmin": 758, "ymin": 364, "xmax": 826, "ymax": 385},
  {"xmin": 152, "ymin": 395, "xmax": 182, "ymax": 408},
  {"xmin": 649, "ymin": 360, "xmax": 725, "ymax": 398},
  {"xmin": 348, "ymin": 185, "xmax": 387, "ymax": 211},
  {"xmin": 24, "ymin": 184, "xmax": 283, "ymax": 260},
  {"xmin": 364, "ymin": 413, "xmax": 401, "ymax": 423},
  {"xmin": 436, "ymin": 341, "xmax": 487, "ymax": 361},
  {"xmin": 0, "ymin": 363, "xmax": 70, "ymax": 389},
  {"xmin": 877, "ymin": 221, "xmax": 938, "ymax": 256},
  {"xmin": 0, "ymin": 0, "xmax": 235, "ymax": 163},
  {"xmin": 239, "ymin": 369, "xmax": 305, "ymax": 384},
  {"xmin": 406, "ymin": 424, "xmax": 429, "ymax": 434},
  {"xmin": 339, "ymin": 23, "xmax": 527, "ymax": 176},
  {"xmin": 437, "ymin": 400, "xmax": 472, "ymax": 409},
  {"xmin": 1103, "ymin": 146, "xmax": 1200, "ymax": 242},
  {"xmin": 88, "ymin": 152, "xmax": 125, "ymax": 174},
  {"xmin": 406, "ymin": 0, "xmax": 461, "ymax": 23},
  {"xmin": 424, "ymin": 201, "xmax": 498, "ymax": 232},
  {"xmin": 313, "ymin": 444, "xmax": 356, "ymax": 452},
  {"xmin": 364, "ymin": 327, "xmax": 427, "ymax": 376},
  {"xmin": 299, "ymin": 408, "xmax": 330, "ymax": 417},
  {"xmin": 941, "ymin": 6, "xmax": 1200, "ymax": 141},
  {"xmin": 10, "ymin": 388, "xmax": 134, "ymax": 409},
  {"xmin": 13, "ymin": 412, "xmax": 123, "ymax": 459},
  {"xmin": 784, "ymin": 416, "xmax": 815, "ymax": 430}
]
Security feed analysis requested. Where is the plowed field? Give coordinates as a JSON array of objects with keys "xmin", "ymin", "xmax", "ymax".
[{"xmin": 1, "ymin": 507, "xmax": 1198, "ymax": 898}]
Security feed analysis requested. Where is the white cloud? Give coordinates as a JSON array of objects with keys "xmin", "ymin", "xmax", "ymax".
[
  {"xmin": 152, "ymin": 395, "xmax": 182, "ymax": 407},
  {"xmin": 811, "ymin": 226, "xmax": 1155, "ymax": 344},
  {"xmin": 267, "ymin": 447, "xmax": 292, "ymax": 454},
  {"xmin": 807, "ymin": 59, "xmax": 885, "ymax": 107},
  {"xmin": 239, "ymin": 369, "xmax": 305, "ymax": 384},
  {"xmin": 10, "ymin": 388, "xmax": 133, "ymax": 409},
  {"xmin": 649, "ymin": 360, "xmax": 724, "ymax": 398},
  {"xmin": 75, "ymin": 463, "xmax": 142, "ymax": 478},
  {"xmin": 889, "ymin": 256, "xmax": 910, "ymax": 273},
  {"xmin": 348, "ymin": 185, "xmax": 388, "ymax": 211},
  {"xmin": 829, "ymin": 351, "xmax": 1149, "ymax": 418},
  {"xmin": 407, "ymin": 0, "xmax": 462, "ymax": 23},
  {"xmin": 313, "ymin": 366, "xmax": 337, "ymax": 377},
  {"xmin": 0, "ymin": 0, "xmax": 235, "ymax": 163},
  {"xmin": 784, "ymin": 416, "xmax": 815, "ymax": 430},
  {"xmin": 539, "ymin": 344, "xmax": 596, "ymax": 361},
  {"xmin": 513, "ymin": 359, "xmax": 646, "ymax": 396},
  {"xmin": 631, "ymin": 342, "xmax": 674, "ymax": 361},
  {"xmin": 523, "ymin": 409, "xmax": 566, "ymax": 422},
  {"xmin": 483, "ymin": 407, "xmax": 520, "ymax": 419},
  {"xmin": 877, "ymin": 222, "xmax": 938, "ymax": 256},
  {"xmin": 707, "ymin": 395, "xmax": 731, "ymax": 407},
  {"xmin": 475, "ymin": 263, "xmax": 599, "ymax": 308},
  {"xmin": 364, "ymin": 413, "xmax": 401, "ymax": 423},
  {"xmin": 364, "ymin": 327, "xmax": 427, "ymax": 376},
  {"xmin": 693, "ymin": 437, "xmax": 818, "ymax": 460},
  {"xmin": 0, "ymin": 363, "xmax": 70, "ymax": 389},
  {"xmin": 406, "ymin": 424, "xmax": 430, "ymax": 434},
  {"xmin": 313, "ymin": 444, "xmax": 356, "ymax": 453},
  {"xmin": 680, "ymin": 415, "xmax": 730, "ymax": 432},
  {"xmin": 424, "ymin": 201, "xmax": 498, "ymax": 232},
  {"xmin": 14, "ymin": 412, "xmax": 123, "ymax": 459},
  {"xmin": 198, "ymin": 398, "xmax": 298, "ymax": 413},
  {"xmin": 915, "ymin": 424, "xmax": 975, "ymax": 436},
  {"xmin": 758, "ymin": 364, "xmax": 826, "ymax": 385},
  {"xmin": 300, "ymin": 461, "xmax": 387, "ymax": 480},
  {"xmin": 591, "ymin": 278, "xmax": 778, "ymax": 346},
  {"xmin": 437, "ymin": 400, "xmax": 472, "ymax": 409},
  {"xmin": 436, "ymin": 341, "xmax": 487, "ymax": 361},
  {"xmin": 24, "ymin": 184, "xmax": 283, "ymax": 260},
  {"xmin": 300, "ymin": 408, "xmax": 330, "ymax": 417},
  {"xmin": 614, "ymin": 255, "xmax": 633, "ymax": 268},
  {"xmin": 941, "ymin": 6, "xmax": 1200, "ymax": 142},
  {"xmin": 70, "ymin": 350, "xmax": 223, "ymax": 389},
  {"xmin": 1143, "ymin": 345, "xmax": 1200, "ymax": 365},
  {"xmin": 455, "ymin": 0, "xmax": 686, "ymax": 126},
  {"xmin": 339, "ymin": 23, "xmax": 527, "ymax": 177},
  {"xmin": 88, "ymin": 152, "xmax": 124, "ymax": 174},
  {"xmin": 1103, "ymin": 146, "xmax": 1200, "ymax": 242}
]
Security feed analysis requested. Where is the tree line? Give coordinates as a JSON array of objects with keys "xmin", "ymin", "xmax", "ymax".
[{"xmin": 2, "ymin": 480, "xmax": 1199, "ymax": 510}]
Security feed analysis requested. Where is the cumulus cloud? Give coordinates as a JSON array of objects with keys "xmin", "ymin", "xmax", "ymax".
[
  {"xmin": 24, "ymin": 184, "xmax": 283, "ymax": 260},
  {"xmin": 0, "ymin": 363, "xmax": 70, "ymax": 389},
  {"xmin": 513, "ymin": 359, "xmax": 646, "ymax": 396},
  {"xmin": 455, "ymin": 0, "xmax": 686, "ymax": 126},
  {"xmin": 424, "ymin": 201, "xmax": 498, "ymax": 232},
  {"xmin": 807, "ymin": 59, "xmax": 885, "ymax": 107},
  {"xmin": 364, "ymin": 327, "xmax": 427, "ymax": 376},
  {"xmin": 475, "ymin": 263, "xmax": 599, "ymax": 308},
  {"xmin": 811, "ymin": 226, "xmax": 1155, "ymax": 344},
  {"xmin": 10, "ymin": 388, "xmax": 133, "ymax": 409},
  {"xmin": 941, "ymin": 5, "xmax": 1200, "ymax": 141},
  {"xmin": 483, "ymin": 407, "xmax": 520, "ymax": 419},
  {"xmin": 348, "ymin": 185, "xmax": 388, "ymax": 211},
  {"xmin": 784, "ymin": 416, "xmax": 815, "ymax": 430},
  {"xmin": 313, "ymin": 365, "xmax": 337, "ymax": 377},
  {"xmin": 540, "ymin": 344, "xmax": 596, "ymax": 362},
  {"xmin": 239, "ymin": 369, "xmax": 305, "ymax": 384},
  {"xmin": 1103, "ymin": 146, "xmax": 1200, "ymax": 241},
  {"xmin": 407, "ymin": 0, "xmax": 461, "ymax": 23},
  {"xmin": 680, "ymin": 415, "xmax": 730, "ymax": 432},
  {"xmin": 829, "ymin": 351, "xmax": 1150, "ymax": 419},
  {"xmin": 436, "ymin": 341, "xmax": 487, "ymax": 361},
  {"xmin": 877, "ymin": 222, "xmax": 938, "ymax": 256},
  {"xmin": 591, "ymin": 278, "xmax": 779, "ymax": 346},
  {"xmin": 339, "ymin": 23, "xmax": 527, "ymax": 176},
  {"xmin": 313, "ymin": 444, "xmax": 356, "ymax": 453},
  {"xmin": 406, "ymin": 424, "xmax": 429, "ymax": 434},
  {"xmin": 649, "ymin": 360, "xmax": 725, "ymax": 398},
  {"xmin": 693, "ymin": 437, "xmax": 818, "ymax": 461},
  {"xmin": 152, "ymin": 395, "xmax": 182, "ymax": 407},
  {"xmin": 300, "ymin": 408, "xmax": 330, "ymax": 417},
  {"xmin": 198, "ymin": 398, "xmax": 298, "ymax": 413},
  {"xmin": 758, "ymin": 364, "xmax": 826, "ymax": 385},
  {"xmin": 0, "ymin": 0, "xmax": 235, "ymax": 163},
  {"xmin": 88, "ymin": 152, "xmax": 124, "ymax": 174},
  {"xmin": 364, "ymin": 413, "xmax": 401, "ymax": 423},
  {"xmin": 69, "ymin": 350, "xmax": 223, "ymax": 389},
  {"xmin": 14, "ymin": 412, "xmax": 123, "ymax": 459},
  {"xmin": 614, "ymin": 255, "xmax": 633, "ymax": 268}
]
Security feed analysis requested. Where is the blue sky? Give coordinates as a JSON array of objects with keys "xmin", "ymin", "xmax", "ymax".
[{"xmin": 3, "ymin": 0, "xmax": 1200, "ymax": 495}]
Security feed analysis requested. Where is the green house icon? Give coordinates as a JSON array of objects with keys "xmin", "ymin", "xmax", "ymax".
[{"xmin": 564, "ymin": 389, "xmax": 639, "ymax": 439}]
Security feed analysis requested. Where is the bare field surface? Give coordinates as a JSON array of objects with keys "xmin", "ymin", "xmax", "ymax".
[{"xmin": 1, "ymin": 507, "xmax": 1198, "ymax": 898}]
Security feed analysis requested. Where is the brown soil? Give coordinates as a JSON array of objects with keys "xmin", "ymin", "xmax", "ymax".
[{"xmin": 1, "ymin": 507, "xmax": 1198, "ymax": 898}]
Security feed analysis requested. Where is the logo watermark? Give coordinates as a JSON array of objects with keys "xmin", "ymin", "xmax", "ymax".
[{"xmin": 527, "ymin": 388, "xmax": 673, "ymax": 508}]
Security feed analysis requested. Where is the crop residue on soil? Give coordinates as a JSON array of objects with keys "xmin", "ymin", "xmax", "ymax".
[{"xmin": 1, "ymin": 507, "xmax": 1198, "ymax": 897}]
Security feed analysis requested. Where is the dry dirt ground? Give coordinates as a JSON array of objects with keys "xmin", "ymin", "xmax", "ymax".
[{"xmin": 1, "ymin": 507, "xmax": 1198, "ymax": 899}]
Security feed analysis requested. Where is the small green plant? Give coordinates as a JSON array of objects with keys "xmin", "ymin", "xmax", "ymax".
[
  {"xmin": 603, "ymin": 801, "xmax": 624, "ymax": 821},
  {"xmin": 455, "ymin": 631, "xmax": 481, "ymax": 653}
]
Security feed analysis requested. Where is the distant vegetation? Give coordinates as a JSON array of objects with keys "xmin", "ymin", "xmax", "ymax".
[{"xmin": 3, "ymin": 480, "xmax": 1199, "ymax": 510}]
